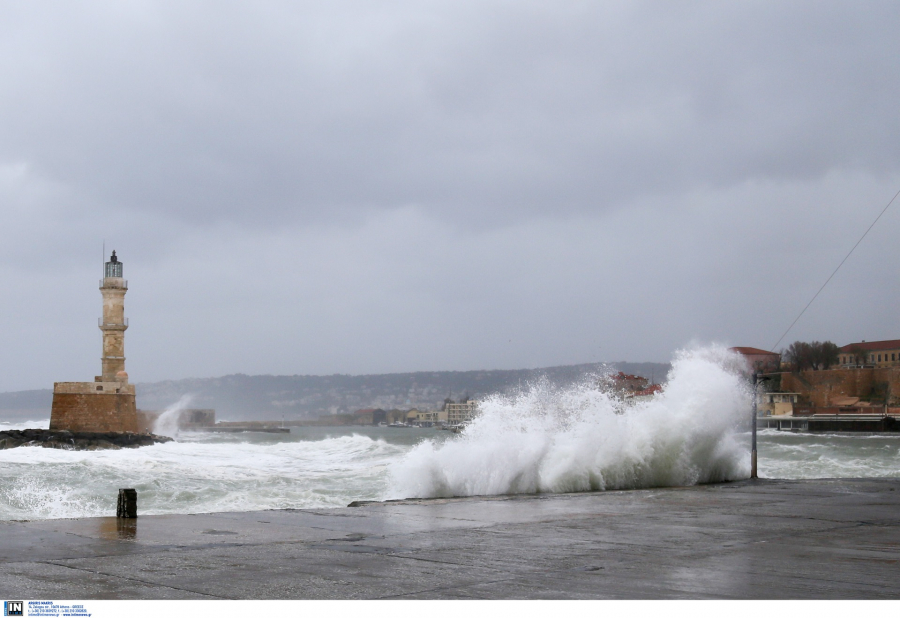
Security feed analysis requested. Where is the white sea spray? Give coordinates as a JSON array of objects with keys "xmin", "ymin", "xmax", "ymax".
[
  {"xmin": 387, "ymin": 345, "xmax": 753, "ymax": 499},
  {"xmin": 152, "ymin": 394, "xmax": 195, "ymax": 437}
]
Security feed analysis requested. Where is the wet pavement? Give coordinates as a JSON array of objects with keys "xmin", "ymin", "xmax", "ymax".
[{"xmin": 2, "ymin": 478, "xmax": 899, "ymax": 599}]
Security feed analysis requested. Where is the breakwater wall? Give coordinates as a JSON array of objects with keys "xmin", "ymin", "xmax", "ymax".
[{"xmin": 2, "ymin": 478, "xmax": 898, "ymax": 599}]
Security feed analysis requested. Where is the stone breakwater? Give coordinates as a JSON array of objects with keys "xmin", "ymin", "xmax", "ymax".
[{"xmin": 0, "ymin": 429, "xmax": 172, "ymax": 450}]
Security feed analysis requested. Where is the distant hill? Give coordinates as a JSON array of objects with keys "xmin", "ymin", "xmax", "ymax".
[
  {"xmin": 0, "ymin": 361, "xmax": 670, "ymax": 422},
  {"xmin": 0, "ymin": 389, "xmax": 53, "ymax": 421}
]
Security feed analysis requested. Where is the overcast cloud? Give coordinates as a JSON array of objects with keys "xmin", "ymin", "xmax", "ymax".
[{"xmin": 2, "ymin": 1, "xmax": 900, "ymax": 391}]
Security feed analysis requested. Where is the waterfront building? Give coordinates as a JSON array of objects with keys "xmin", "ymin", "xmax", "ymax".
[
  {"xmin": 626, "ymin": 383, "xmax": 663, "ymax": 403},
  {"xmin": 758, "ymin": 392, "xmax": 801, "ymax": 417},
  {"xmin": 416, "ymin": 410, "xmax": 440, "ymax": 424},
  {"xmin": 446, "ymin": 401, "xmax": 478, "ymax": 425},
  {"xmin": 610, "ymin": 372, "xmax": 649, "ymax": 394},
  {"xmin": 353, "ymin": 408, "xmax": 376, "ymax": 425}
]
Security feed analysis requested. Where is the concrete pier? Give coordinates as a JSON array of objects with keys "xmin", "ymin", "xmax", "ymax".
[{"xmin": 2, "ymin": 478, "xmax": 899, "ymax": 599}]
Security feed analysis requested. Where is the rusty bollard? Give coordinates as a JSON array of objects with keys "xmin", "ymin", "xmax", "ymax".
[{"xmin": 117, "ymin": 488, "xmax": 137, "ymax": 518}]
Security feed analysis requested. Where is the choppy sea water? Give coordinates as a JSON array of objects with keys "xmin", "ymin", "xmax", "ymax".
[{"xmin": 2, "ymin": 346, "xmax": 898, "ymax": 521}]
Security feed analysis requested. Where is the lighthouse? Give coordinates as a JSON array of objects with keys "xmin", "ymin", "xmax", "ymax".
[
  {"xmin": 98, "ymin": 250, "xmax": 129, "ymax": 383},
  {"xmin": 49, "ymin": 251, "xmax": 139, "ymax": 433}
]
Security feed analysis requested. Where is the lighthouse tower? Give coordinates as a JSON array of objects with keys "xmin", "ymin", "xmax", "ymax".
[
  {"xmin": 98, "ymin": 251, "xmax": 129, "ymax": 383},
  {"xmin": 49, "ymin": 251, "xmax": 138, "ymax": 433}
]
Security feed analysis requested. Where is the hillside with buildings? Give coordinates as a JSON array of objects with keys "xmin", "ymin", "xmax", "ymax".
[
  {"xmin": 733, "ymin": 339, "xmax": 900, "ymax": 428},
  {"xmin": 0, "ymin": 361, "xmax": 670, "ymax": 422}
]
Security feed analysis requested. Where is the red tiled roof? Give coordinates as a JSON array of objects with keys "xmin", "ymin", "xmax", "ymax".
[
  {"xmin": 354, "ymin": 408, "xmax": 376, "ymax": 415},
  {"xmin": 729, "ymin": 347, "xmax": 779, "ymax": 356},
  {"xmin": 839, "ymin": 340, "xmax": 900, "ymax": 353},
  {"xmin": 635, "ymin": 384, "xmax": 663, "ymax": 396},
  {"xmin": 613, "ymin": 371, "xmax": 646, "ymax": 380}
]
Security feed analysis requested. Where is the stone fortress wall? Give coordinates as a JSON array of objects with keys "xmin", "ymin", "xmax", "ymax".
[
  {"xmin": 49, "ymin": 386, "xmax": 138, "ymax": 433},
  {"xmin": 781, "ymin": 366, "xmax": 900, "ymax": 407}
]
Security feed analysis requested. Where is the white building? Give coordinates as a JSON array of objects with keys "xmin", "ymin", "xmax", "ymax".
[
  {"xmin": 446, "ymin": 401, "xmax": 479, "ymax": 425},
  {"xmin": 759, "ymin": 392, "xmax": 800, "ymax": 417}
]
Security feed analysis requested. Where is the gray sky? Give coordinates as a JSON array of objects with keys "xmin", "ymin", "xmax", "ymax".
[{"xmin": 2, "ymin": 1, "xmax": 900, "ymax": 391}]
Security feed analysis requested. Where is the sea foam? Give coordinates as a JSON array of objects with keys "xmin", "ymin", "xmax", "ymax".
[{"xmin": 387, "ymin": 345, "xmax": 753, "ymax": 499}]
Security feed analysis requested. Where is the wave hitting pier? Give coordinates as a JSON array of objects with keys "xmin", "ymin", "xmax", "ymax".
[{"xmin": 1, "ymin": 478, "xmax": 899, "ymax": 599}]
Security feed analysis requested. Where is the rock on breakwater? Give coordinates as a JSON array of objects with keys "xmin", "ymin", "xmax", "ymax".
[{"xmin": 0, "ymin": 428, "xmax": 172, "ymax": 450}]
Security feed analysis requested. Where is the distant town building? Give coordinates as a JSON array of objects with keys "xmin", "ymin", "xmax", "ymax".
[
  {"xmin": 610, "ymin": 372, "xmax": 649, "ymax": 394},
  {"xmin": 353, "ymin": 408, "xmax": 377, "ymax": 425},
  {"xmin": 838, "ymin": 340, "xmax": 900, "ymax": 368},
  {"xmin": 446, "ymin": 401, "xmax": 479, "ymax": 425},
  {"xmin": 627, "ymin": 384, "xmax": 663, "ymax": 402},
  {"xmin": 729, "ymin": 347, "xmax": 781, "ymax": 374},
  {"xmin": 415, "ymin": 410, "xmax": 440, "ymax": 425}
]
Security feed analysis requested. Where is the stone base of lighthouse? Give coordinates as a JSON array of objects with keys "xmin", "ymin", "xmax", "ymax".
[{"xmin": 49, "ymin": 381, "xmax": 138, "ymax": 433}]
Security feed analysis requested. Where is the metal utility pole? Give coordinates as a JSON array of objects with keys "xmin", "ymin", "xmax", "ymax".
[{"xmin": 751, "ymin": 372, "xmax": 758, "ymax": 479}]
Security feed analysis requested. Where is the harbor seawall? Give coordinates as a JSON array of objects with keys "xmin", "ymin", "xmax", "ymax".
[{"xmin": 2, "ymin": 478, "xmax": 899, "ymax": 599}]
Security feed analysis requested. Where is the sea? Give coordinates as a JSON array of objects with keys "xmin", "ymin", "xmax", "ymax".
[{"xmin": 2, "ymin": 346, "xmax": 898, "ymax": 521}]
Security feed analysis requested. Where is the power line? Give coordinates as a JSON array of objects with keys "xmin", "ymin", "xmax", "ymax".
[{"xmin": 771, "ymin": 185, "xmax": 900, "ymax": 352}]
